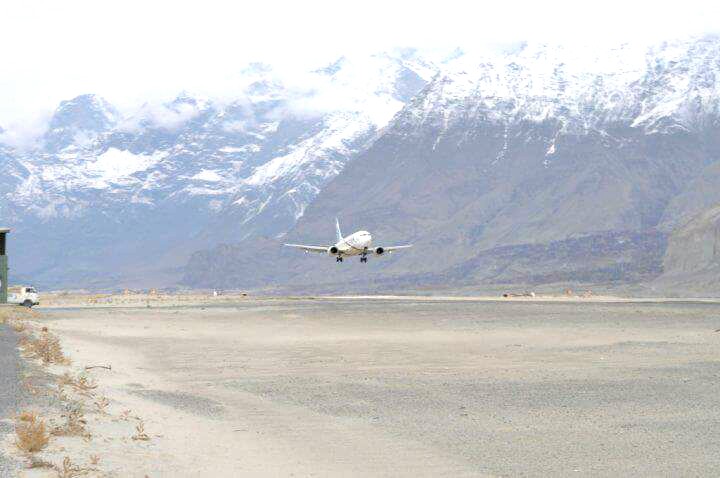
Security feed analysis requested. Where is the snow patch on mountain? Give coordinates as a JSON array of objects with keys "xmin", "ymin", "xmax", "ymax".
[
  {"xmin": 409, "ymin": 37, "xmax": 720, "ymax": 136},
  {"xmin": 87, "ymin": 148, "xmax": 167, "ymax": 188},
  {"xmin": 243, "ymin": 111, "xmax": 374, "ymax": 187},
  {"xmin": 191, "ymin": 170, "xmax": 224, "ymax": 182}
]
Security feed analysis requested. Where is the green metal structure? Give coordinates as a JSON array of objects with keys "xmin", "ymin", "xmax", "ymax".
[{"xmin": 0, "ymin": 228, "xmax": 9, "ymax": 304}]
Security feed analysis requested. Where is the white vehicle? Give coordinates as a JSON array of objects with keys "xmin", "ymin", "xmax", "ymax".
[
  {"xmin": 284, "ymin": 219, "xmax": 412, "ymax": 263},
  {"xmin": 8, "ymin": 286, "xmax": 40, "ymax": 308}
]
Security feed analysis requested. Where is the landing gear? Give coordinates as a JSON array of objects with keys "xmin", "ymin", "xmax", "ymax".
[
  {"xmin": 360, "ymin": 256, "xmax": 368, "ymax": 263},
  {"xmin": 336, "ymin": 256, "xmax": 343, "ymax": 263}
]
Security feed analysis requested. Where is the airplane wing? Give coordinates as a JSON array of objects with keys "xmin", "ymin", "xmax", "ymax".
[
  {"xmin": 284, "ymin": 244, "xmax": 329, "ymax": 254},
  {"xmin": 370, "ymin": 244, "xmax": 413, "ymax": 254}
]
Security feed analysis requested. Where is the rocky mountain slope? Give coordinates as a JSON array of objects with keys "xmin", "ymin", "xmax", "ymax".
[
  {"xmin": 655, "ymin": 204, "xmax": 720, "ymax": 294},
  {"xmin": 0, "ymin": 52, "xmax": 437, "ymax": 288},
  {"xmin": 185, "ymin": 37, "xmax": 720, "ymax": 294}
]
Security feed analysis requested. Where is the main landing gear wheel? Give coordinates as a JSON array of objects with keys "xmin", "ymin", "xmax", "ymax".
[
  {"xmin": 336, "ymin": 257, "xmax": 343, "ymax": 263},
  {"xmin": 360, "ymin": 256, "xmax": 368, "ymax": 263}
]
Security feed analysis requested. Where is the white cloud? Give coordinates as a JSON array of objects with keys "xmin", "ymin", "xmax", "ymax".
[
  {"xmin": 0, "ymin": 112, "xmax": 52, "ymax": 150},
  {"xmin": 0, "ymin": 0, "xmax": 718, "ymax": 130},
  {"xmin": 117, "ymin": 102, "xmax": 203, "ymax": 132}
]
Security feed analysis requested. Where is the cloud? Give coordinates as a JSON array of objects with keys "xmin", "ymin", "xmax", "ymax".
[
  {"xmin": 0, "ymin": 0, "xmax": 718, "ymax": 125},
  {"xmin": 117, "ymin": 102, "xmax": 203, "ymax": 132},
  {"xmin": 0, "ymin": 112, "xmax": 52, "ymax": 150}
]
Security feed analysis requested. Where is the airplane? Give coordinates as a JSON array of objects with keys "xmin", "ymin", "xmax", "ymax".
[{"xmin": 284, "ymin": 219, "xmax": 412, "ymax": 263}]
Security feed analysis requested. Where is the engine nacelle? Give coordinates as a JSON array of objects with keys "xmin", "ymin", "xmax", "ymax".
[
  {"xmin": 374, "ymin": 247, "xmax": 385, "ymax": 255},
  {"xmin": 328, "ymin": 246, "xmax": 339, "ymax": 254}
]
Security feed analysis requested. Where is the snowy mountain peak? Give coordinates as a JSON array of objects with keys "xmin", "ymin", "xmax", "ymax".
[
  {"xmin": 44, "ymin": 94, "xmax": 118, "ymax": 151},
  {"xmin": 397, "ymin": 37, "xmax": 720, "ymax": 138}
]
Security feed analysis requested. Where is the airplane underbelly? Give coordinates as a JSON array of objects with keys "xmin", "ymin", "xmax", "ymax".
[{"xmin": 340, "ymin": 245, "xmax": 359, "ymax": 255}]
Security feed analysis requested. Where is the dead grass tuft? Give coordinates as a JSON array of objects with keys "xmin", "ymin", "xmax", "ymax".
[
  {"xmin": 94, "ymin": 396, "xmax": 110, "ymax": 414},
  {"xmin": 52, "ymin": 403, "xmax": 90, "ymax": 439},
  {"xmin": 15, "ymin": 412, "xmax": 50, "ymax": 453},
  {"xmin": 59, "ymin": 372, "xmax": 97, "ymax": 395},
  {"xmin": 57, "ymin": 456, "xmax": 92, "ymax": 478},
  {"xmin": 10, "ymin": 320, "xmax": 27, "ymax": 333},
  {"xmin": 0, "ymin": 306, "xmax": 36, "ymax": 324},
  {"xmin": 17, "ymin": 410, "xmax": 39, "ymax": 422},
  {"xmin": 132, "ymin": 421, "xmax": 150, "ymax": 441},
  {"xmin": 27, "ymin": 455, "xmax": 55, "ymax": 469},
  {"xmin": 20, "ymin": 330, "xmax": 70, "ymax": 365}
]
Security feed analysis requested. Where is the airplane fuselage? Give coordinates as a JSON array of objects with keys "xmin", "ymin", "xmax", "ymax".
[
  {"xmin": 334, "ymin": 231, "xmax": 372, "ymax": 256},
  {"xmin": 283, "ymin": 219, "xmax": 410, "ymax": 262}
]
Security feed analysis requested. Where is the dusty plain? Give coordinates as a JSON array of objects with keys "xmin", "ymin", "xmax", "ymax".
[{"xmin": 4, "ymin": 297, "xmax": 720, "ymax": 476}]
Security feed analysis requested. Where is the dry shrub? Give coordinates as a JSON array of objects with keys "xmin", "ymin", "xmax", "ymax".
[
  {"xmin": 17, "ymin": 410, "xmax": 38, "ymax": 422},
  {"xmin": 20, "ymin": 330, "xmax": 69, "ymax": 365},
  {"xmin": 57, "ymin": 456, "xmax": 90, "ymax": 478},
  {"xmin": 55, "ymin": 384, "xmax": 70, "ymax": 403},
  {"xmin": 10, "ymin": 320, "xmax": 27, "ymax": 333},
  {"xmin": 94, "ymin": 396, "xmax": 110, "ymax": 414},
  {"xmin": 58, "ymin": 372, "xmax": 75, "ymax": 388},
  {"xmin": 132, "ymin": 421, "xmax": 150, "ymax": 441},
  {"xmin": 52, "ymin": 403, "xmax": 89, "ymax": 439},
  {"xmin": 119, "ymin": 409, "xmax": 133, "ymax": 421},
  {"xmin": 15, "ymin": 412, "xmax": 50, "ymax": 453},
  {"xmin": 27, "ymin": 455, "xmax": 55, "ymax": 469},
  {"xmin": 59, "ymin": 372, "xmax": 97, "ymax": 396},
  {"xmin": 74, "ymin": 374, "xmax": 97, "ymax": 393},
  {"xmin": 0, "ymin": 306, "xmax": 37, "ymax": 325}
]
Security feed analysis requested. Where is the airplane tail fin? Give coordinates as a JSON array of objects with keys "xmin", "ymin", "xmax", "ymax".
[{"xmin": 335, "ymin": 218, "xmax": 343, "ymax": 243}]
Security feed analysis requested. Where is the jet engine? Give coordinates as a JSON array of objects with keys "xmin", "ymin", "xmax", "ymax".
[
  {"xmin": 328, "ymin": 246, "xmax": 339, "ymax": 254},
  {"xmin": 374, "ymin": 247, "xmax": 385, "ymax": 255}
]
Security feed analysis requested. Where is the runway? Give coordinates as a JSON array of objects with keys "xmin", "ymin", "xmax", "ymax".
[{"xmin": 18, "ymin": 298, "xmax": 720, "ymax": 476}]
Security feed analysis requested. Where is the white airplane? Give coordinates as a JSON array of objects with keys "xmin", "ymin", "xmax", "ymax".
[{"xmin": 284, "ymin": 219, "xmax": 412, "ymax": 263}]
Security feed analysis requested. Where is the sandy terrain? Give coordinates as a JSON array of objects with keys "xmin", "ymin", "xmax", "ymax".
[
  {"xmin": 5, "ymin": 298, "xmax": 720, "ymax": 476},
  {"xmin": 37, "ymin": 291, "xmax": 720, "ymax": 310}
]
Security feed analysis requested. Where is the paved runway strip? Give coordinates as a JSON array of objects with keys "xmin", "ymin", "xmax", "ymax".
[
  {"xmin": 0, "ymin": 322, "xmax": 24, "ymax": 476},
  {"xmin": 29, "ymin": 299, "xmax": 720, "ymax": 476}
]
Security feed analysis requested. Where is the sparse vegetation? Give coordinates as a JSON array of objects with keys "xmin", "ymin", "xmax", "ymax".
[
  {"xmin": 10, "ymin": 320, "xmax": 27, "ymax": 333},
  {"xmin": 59, "ymin": 372, "xmax": 98, "ymax": 395},
  {"xmin": 52, "ymin": 403, "xmax": 90, "ymax": 438},
  {"xmin": 0, "ymin": 306, "xmax": 35, "ymax": 324},
  {"xmin": 17, "ymin": 410, "xmax": 39, "ymax": 423},
  {"xmin": 57, "ymin": 456, "xmax": 93, "ymax": 478},
  {"xmin": 94, "ymin": 396, "xmax": 110, "ymax": 414},
  {"xmin": 20, "ymin": 329, "xmax": 70, "ymax": 365},
  {"xmin": 27, "ymin": 455, "xmax": 55, "ymax": 470},
  {"xmin": 15, "ymin": 412, "xmax": 50, "ymax": 453},
  {"xmin": 132, "ymin": 421, "xmax": 150, "ymax": 441}
]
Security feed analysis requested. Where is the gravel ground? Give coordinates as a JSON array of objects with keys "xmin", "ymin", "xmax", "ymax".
[
  {"xmin": 40, "ymin": 299, "xmax": 720, "ymax": 476},
  {"xmin": 0, "ymin": 322, "xmax": 24, "ymax": 477}
]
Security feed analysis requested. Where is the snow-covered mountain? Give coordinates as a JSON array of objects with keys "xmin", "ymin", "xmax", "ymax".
[
  {"xmin": 6, "ymin": 37, "xmax": 720, "ymax": 292},
  {"xmin": 407, "ymin": 37, "xmax": 720, "ymax": 137},
  {"xmin": 184, "ymin": 36, "xmax": 720, "ymax": 293},
  {"xmin": 0, "ymin": 51, "xmax": 438, "ymax": 288}
]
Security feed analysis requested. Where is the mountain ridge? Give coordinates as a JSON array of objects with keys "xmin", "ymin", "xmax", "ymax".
[
  {"xmin": 184, "ymin": 37, "xmax": 720, "ymax": 295},
  {"xmin": 0, "ymin": 51, "xmax": 439, "ymax": 288}
]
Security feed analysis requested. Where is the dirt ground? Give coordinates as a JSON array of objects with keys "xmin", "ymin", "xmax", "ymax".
[{"xmin": 6, "ymin": 298, "xmax": 720, "ymax": 476}]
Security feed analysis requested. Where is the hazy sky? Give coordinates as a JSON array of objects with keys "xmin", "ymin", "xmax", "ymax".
[{"xmin": 1, "ymin": 0, "xmax": 719, "ymax": 129}]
